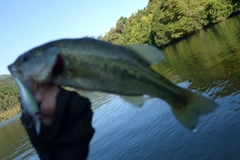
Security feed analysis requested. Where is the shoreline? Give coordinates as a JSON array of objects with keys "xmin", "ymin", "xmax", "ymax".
[
  {"xmin": 0, "ymin": 106, "xmax": 21, "ymax": 123},
  {"xmin": 0, "ymin": 113, "xmax": 21, "ymax": 127}
]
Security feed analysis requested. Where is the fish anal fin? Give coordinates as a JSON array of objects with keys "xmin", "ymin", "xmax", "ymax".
[
  {"xmin": 126, "ymin": 45, "xmax": 165, "ymax": 65},
  {"xmin": 120, "ymin": 95, "xmax": 144, "ymax": 107},
  {"xmin": 171, "ymin": 92, "xmax": 218, "ymax": 131}
]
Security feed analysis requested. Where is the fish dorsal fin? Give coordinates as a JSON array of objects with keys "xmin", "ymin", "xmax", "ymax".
[
  {"xmin": 126, "ymin": 45, "xmax": 165, "ymax": 65},
  {"xmin": 120, "ymin": 95, "xmax": 144, "ymax": 107}
]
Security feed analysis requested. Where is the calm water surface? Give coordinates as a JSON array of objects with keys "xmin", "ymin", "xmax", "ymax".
[{"xmin": 1, "ymin": 14, "xmax": 240, "ymax": 160}]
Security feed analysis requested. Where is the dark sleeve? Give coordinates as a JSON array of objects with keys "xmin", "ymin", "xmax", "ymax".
[
  {"xmin": 54, "ymin": 95, "xmax": 94, "ymax": 144},
  {"xmin": 19, "ymin": 96, "xmax": 40, "ymax": 150},
  {"xmin": 48, "ymin": 89, "xmax": 95, "ymax": 159},
  {"xmin": 20, "ymin": 112, "xmax": 41, "ymax": 149},
  {"xmin": 20, "ymin": 109, "xmax": 49, "ymax": 157}
]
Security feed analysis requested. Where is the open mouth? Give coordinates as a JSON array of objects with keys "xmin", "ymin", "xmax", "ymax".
[{"xmin": 52, "ymin": 54, "xmax": 65, "ymax": 76}]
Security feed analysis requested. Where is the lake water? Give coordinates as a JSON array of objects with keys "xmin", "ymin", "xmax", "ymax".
[{"xmin": 1, "ymin": 14, "xmax": 240, "ymax": 160}]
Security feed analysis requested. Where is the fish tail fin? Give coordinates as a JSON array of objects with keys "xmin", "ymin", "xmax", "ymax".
[{"xmin": 170, "ymin": 92, "xmax": 218, "ymax": 131}]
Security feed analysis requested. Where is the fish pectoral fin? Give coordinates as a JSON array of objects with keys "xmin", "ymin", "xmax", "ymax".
[
  {"xmin": 120, "ymin": 95, "xmax": 145, "ymax": 107},
  {"xmin": 75, "ymin": 89, "xmax": 95, "ymax": 99},
  {"xmin": 126, "ymin": 45, "xmax": 165, "ymax": 65}
]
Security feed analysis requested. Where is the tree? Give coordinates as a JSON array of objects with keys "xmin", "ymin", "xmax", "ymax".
[{"xmin": 99, "ymin": 0, "xmax": 240, "ymax": 47}]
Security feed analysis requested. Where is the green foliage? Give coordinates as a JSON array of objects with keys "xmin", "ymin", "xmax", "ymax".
[
  {"xmin": 100, "ymin": 0, "xmax": 240, "ymax": 47},
  {"xmin": 101, "ymin": 2, "xmax": 159, "ymax": 45},
  {"xmin": 152, "ymin": 0, "xmax": 236, "ymax": 46},
  {"xmin": 0, "ymin": 75, "xmax": 20, "ymax": 120},
  {"xmin": 153, "ymin": 14, "xmax": 240, "ymax": 98}
]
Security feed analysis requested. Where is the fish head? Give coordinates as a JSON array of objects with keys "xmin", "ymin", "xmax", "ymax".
[{"xmin": 8, "ymin": 46, "xmax": 65, "ymax": 90}]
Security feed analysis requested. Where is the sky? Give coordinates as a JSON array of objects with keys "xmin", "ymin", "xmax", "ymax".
[{"xmin": 0, "ymin": 0, "xmax": 148, "ymax": 74}]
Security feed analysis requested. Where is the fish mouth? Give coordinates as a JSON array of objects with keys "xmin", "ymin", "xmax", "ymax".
[
  {"xmin": 51, "ymin": 54, "xmax": 65, "ymax": 77},
  {"xmin": 8, "ymin": 64, "xmax": 22, "ymax": 78},
  {"xmin": 8, "ymin": 64, "xmax": 17, "ymax": 74}
]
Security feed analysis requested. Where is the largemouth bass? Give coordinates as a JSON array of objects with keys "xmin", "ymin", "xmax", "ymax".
[
  {"xmin": 10, "ymin": 73, "xmax": 41, "ymax": 134},
  {"xmin": 8, "ymin": 37, "xmax": 218, "ymax": 130}
]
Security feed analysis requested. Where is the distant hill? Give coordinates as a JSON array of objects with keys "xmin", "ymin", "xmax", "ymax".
[
  {"xmin": 0, "ymin": 74, "xmax": 10, "ymax": 80},
  {"xmin": 0, "ymin": 75, "xmax": 20, "ymax": 122}
]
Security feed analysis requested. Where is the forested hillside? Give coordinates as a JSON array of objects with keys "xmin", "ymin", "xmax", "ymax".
[
  {"xmin": 100, "ymin": 0, "xmax": 240, "ymax": 47},
  {"xmin": 0, "ymin": 75, "xmax": 20, "ymax": 122}
]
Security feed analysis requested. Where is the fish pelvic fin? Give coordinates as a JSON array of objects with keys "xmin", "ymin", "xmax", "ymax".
[
  {"xmin": 126, "ymin": 45, "xmax": 165, "ymax": 65},
  {"xmin": 63, "ymin": 87, "xmax": 95, "ymax": 99},
  {"xmin": 170, "ymin": 92, "xmax": 218, "ymax": 131},
  {"xmin": 120, "ymin": 95, "xmax": 144, "ymax": 107},
  {"xmin": 75, "ymin": 89, "xmax": 95, "ymax": 99}
]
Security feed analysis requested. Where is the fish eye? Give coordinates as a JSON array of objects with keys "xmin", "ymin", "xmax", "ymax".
[{"xmin": 22, "ymin": 53, "xmax": 31, "ymax": 62}]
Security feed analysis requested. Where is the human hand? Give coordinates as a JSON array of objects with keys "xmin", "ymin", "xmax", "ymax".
[{"xmin": 34, "ymin": 84, "xmax": 60, "ymax": 126}]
